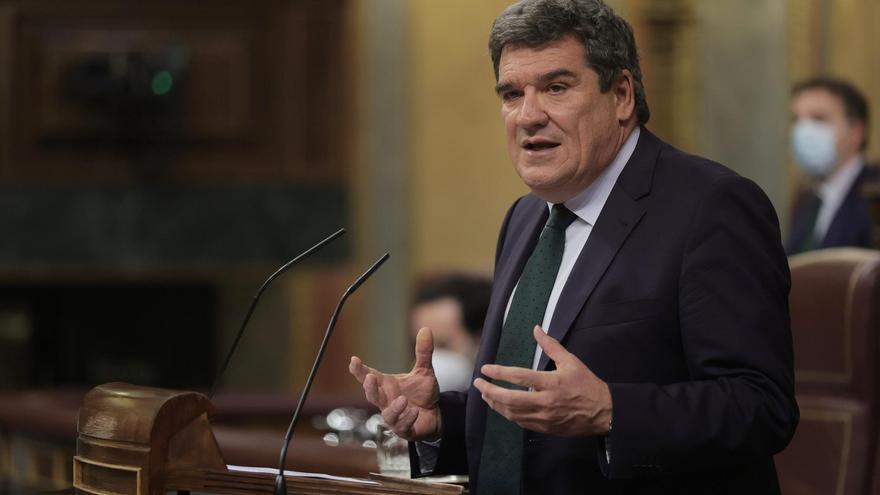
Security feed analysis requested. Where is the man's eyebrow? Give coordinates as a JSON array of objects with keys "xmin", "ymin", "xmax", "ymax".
[
  {"xmin": 495, "ymin": 81, "xmax": 514, "ymax": 95},
  {"xmin": 539, "ymin": 69, "xmax": 578, "ymax": 83},
  {"xmin": 495, "ymin": 69, "xmax": 579, "ymax": 95}
]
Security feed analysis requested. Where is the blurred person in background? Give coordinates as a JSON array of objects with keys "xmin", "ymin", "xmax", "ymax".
[
  {"xmin": 409, "ymin": 273, "xmax": 492, "ymax": 392},
  {"xmin": 787, "ymin": 76, "xmax": 876, "ymax": 254}
]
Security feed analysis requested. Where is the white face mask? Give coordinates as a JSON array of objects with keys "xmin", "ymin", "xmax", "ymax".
[
  {"xmin": 431, "ymin": 348, "xmax": 475, "ymax": 393},
  {"xmin": 791, "ymin": 119, "xmax": 838, "ymax": 178}
]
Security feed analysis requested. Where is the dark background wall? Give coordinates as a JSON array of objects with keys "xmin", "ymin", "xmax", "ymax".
[{"xmin": 0, "ymin": 0, "xmax": 356, "ymax": 394}]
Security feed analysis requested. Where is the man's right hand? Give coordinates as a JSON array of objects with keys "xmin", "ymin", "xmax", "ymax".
[{"xmin": 349, "ymin": 327, "xmax": 441, "ymax": 441}]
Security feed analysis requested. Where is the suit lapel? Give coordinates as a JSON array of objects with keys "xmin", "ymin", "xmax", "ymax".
[{"xmin": 538, "ymin": 128, "xmax": 660, "ymax": 370}]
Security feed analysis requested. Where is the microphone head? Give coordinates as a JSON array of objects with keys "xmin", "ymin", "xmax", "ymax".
[{"xmin": 274, "ymin": 473, "xmax": 287, "ymax": 495}]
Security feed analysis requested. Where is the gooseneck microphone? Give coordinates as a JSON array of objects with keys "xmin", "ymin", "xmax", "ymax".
[
  {"xmin": 208, "ymin": 228, "xmax": 346, "ymax": 399},
  {"xmin": 273, "ymin": 253, "xmax": 390, "ymax": 495}
]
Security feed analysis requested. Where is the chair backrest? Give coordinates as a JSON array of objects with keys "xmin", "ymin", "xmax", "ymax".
[{"xmin": 776, "ymin": 248, "xmax": 880, "ymax": 495}]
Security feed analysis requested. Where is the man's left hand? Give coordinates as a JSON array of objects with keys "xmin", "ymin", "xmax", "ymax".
[{"xmin": 474, "ymin": 325, "xmax": 613, "ymax": 437}]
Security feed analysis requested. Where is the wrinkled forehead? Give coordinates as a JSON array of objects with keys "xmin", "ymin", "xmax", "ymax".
[
  {"xmin": 495, "ymin": 32, "xmax": 590, "ymax": 75},
  {"xmin": 497, "ymin": 35, "xmax": 590, "ymax": 75}
]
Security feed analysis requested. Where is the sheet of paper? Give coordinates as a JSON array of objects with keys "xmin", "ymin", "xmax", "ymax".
[{"xmin": 226, "ymin": 464, "xmax": 379, "ymax": 485}]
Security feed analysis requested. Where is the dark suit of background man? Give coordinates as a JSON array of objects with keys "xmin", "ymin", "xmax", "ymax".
[
  {"xmin": 350, "ymin": 0, "xmax": 799, "ymax": 493},
  {"xmin": 787, "ymin": 77, "xmax": 876, "ymax": 254}
]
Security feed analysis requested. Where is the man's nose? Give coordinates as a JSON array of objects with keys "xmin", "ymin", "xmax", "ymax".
[{"xmin": 516, "ymin": 88, "xmax": 549, "ymax": 130}]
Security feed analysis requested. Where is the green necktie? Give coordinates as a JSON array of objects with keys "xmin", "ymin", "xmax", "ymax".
[{"xmin": 477, "ymin": 203, "xmax": 578, "ymax": 495}]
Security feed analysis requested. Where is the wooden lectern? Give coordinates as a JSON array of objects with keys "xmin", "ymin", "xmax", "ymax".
[{"xmin": 73, "ymin": 383, "xmax": 461, "ymax": 495}]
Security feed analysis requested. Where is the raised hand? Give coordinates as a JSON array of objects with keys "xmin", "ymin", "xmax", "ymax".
[
  {"xmin": 474, "ymin": 325, "xmax": 613, "ymax": 437},
  {"xmin": 349, "ymin": 327, "xmax": 442, "ymax": 441}
]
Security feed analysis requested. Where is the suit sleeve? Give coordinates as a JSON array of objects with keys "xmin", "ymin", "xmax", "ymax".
[
  {"xmin": 409, "ymin": 391, "xmax": 469, "ymax": 477},
  {"xmin": 598, "ymin": 175, "xmax": 799, "ymax": 479}
]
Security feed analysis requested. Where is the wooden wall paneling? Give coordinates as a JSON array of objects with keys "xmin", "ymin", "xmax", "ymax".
[
  {"xmin": 4, "ymin": 0, "xmax": 348, "ymax": 186},
  {"xmin": 0, "ymin": 3, "xmax": 13, "ymax": 179},
  {"xmin": 829, "ymin": 0, "xmax": 880, "ymax": 162},
  {"xmin": 829, "ymin": 0, "xmax": 870, "ymax": 92},
  {"xmin": 298, "ymin": 1, "xmax": 348, "ymax": 185},
  {"xmin": 287, "ymin": 266, "xmax": 368, "ymax": 398},
  {"xmin": 873, "ymin": 2, "xmax": 880, "ymax": 162},
  {"xmin": 280, "ymin": 1, "xmax": 309, "ymax": 186},
  {"xmin": 787, "ymin": 0, "xmax": 825, "ymax": 83},
  {"xmin": 25, "ymin": 28, "xmax": 255, "ymax": 138},
  {"xmin": 621, "ymin": 0, "xmax": 698, "ymax": 151}
]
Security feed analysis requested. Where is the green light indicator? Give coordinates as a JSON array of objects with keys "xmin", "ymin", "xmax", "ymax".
[{"xmin": 151, "ymin": 70, "xmax": 173, "ymax": 96}]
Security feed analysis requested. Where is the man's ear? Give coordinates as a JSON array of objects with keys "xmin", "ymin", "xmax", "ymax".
[{"xmin": 613, "ymin": 69, "xmax": 636, "ymax": 123}]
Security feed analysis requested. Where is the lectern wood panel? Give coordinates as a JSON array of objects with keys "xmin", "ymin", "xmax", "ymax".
[
  {"xmin": 74, "ymin": 457, "xmax": 141, "ymax": 495},
  {"xmin": 74, "ymin": 383, "xmax": 463, "ymax": 495},
  {"xmin": 75, "ymin": 382, "xmax": 226, "ymax": 495}
]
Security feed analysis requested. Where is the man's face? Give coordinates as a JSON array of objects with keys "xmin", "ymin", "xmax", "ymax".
[
  {"xmin": 791, "ymin": 88, "xmax": 864, "ymax": 167},
  {"xmin": 496, "ymin": 35, "xmax": 628, "ymax": 203}
]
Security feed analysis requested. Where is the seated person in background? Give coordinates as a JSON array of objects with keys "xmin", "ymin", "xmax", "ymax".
[
  {"xmin": 787, "ymin": 76, "xmax": 876, "ymax": 254},
  {"xmin": 409, "ymin": 273, "xmax": 492, "ymax": 392}
]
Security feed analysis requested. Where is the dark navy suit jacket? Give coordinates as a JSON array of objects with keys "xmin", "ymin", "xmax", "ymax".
[
  {"xmin": 785, "ymin": 165, "xmax": 878, "ymax": 255},
  {"xmin": 419, "ymin": 129, "xmax": 798, "ymax": 494}
]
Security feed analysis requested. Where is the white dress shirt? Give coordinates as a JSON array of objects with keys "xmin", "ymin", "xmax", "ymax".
[{"xmin": 812, "ymin": 155, "xmax": 864, "ymax": 243}]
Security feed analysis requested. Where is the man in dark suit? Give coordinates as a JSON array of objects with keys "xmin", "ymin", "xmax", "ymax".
[
  {"xmin": 350, "ymin": 1, "xmax": 798, "ymax": 493},
  {"xmin": 787, "ymin": 77, "xmax": 876, "ymax": 254}
]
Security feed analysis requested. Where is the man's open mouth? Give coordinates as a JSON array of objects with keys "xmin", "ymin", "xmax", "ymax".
[{"xmin": 524, "ymin": 142, "xmax": 560, "ymax": 150}]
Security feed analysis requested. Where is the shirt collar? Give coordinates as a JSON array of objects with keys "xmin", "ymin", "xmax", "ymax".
[{"xmin": 547, "ymin": 126, "xmax": 641, "ymax": 226}]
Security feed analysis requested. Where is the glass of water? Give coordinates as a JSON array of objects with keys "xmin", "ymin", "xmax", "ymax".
[{"xmin": 376, "ymin": 423, "xmax": 410, "ymax": 477}]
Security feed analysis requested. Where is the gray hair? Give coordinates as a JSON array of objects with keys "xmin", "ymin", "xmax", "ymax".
[{"xmin": 489, "ymin": 0, "xmax": 650, "ymax": 125}]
